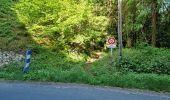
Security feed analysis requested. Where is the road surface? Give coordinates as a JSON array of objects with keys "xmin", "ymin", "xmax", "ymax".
[{"xmin": 0, "ymin": 81, "xmax": 169, "ymax": 100}]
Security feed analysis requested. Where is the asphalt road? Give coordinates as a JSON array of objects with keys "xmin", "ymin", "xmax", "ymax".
[{"xmin": 0, "ymin": 82, "xmax": 169, "ymax": 100}]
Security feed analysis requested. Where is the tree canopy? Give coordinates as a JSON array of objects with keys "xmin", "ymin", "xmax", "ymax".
[{"xmin": 0, "ymin": 0, "xmax": 170, "ymax": 53}]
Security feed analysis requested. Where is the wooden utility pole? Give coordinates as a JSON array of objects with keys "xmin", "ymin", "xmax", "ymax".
[{"xmin": 118, "ymin": 0, "xmax": 123, "ymax": 65}]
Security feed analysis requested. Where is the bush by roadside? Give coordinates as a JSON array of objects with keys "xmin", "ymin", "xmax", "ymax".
[
  {"xmin": 0, "ymin": 47, "xmax": 170, "ymax": 92},
  {"xmin": 121, "ymin": 47, "xmax": 170, "ymax": 75}
]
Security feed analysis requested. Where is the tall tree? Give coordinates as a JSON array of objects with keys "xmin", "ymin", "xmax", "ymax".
[
  {"xmin": 151, "ymin": 0, "xmax": 158, "ymax": 47},
  {"xmin": 125, "ymin": 0, "xmax": 138, "ymax": 47}
]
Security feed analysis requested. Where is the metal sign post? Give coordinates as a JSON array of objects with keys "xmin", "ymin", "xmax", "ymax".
[
  {"xmin": 118, "ymin": 0, "xmax": 123, "ymax": 65},
  {"xmin": 110, "ymin": 47, "xmax": 113, "ymax": 57},
  {"xmin": 107, "ymin": 37, "xmax": 116, "ymax": 57}
]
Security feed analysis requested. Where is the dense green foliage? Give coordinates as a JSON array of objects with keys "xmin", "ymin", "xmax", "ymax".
[
  {"xmin": 1, "ymin": 0, "xmax": 170, "ymax": 51},
  {"xmin": 121, "ymin": 47, "xmax": 170, "ymax": 75},
  {"xmin": 14, "ymin": 0, "xmax": 108, "ymax": 54},
  {"xmin": 0, "ymin": 0, "xmax": 31, "ymax": 52},
  {"xmin": 121, "ymin": 0, "xmax": 170, "ymax": 47},
  {"xmin": 1, "ymin": 48, "xmax": 170, "ymax": 92},
  {"xmin": 0, "ymin": 0, "xmax": 170, "ymax": 92}
]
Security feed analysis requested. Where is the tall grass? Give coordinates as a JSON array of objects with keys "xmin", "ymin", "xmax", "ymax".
[{"xmin": 1, "ymin": 47, "xmax": 170, "ymax": 92}]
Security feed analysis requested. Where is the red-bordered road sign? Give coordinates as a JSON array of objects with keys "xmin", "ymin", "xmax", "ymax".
[{"xmin": 107, "ymin": 37, "xmax": 116, "ymax": 44}]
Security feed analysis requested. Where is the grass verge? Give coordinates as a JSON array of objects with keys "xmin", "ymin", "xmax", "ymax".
[{"xmin": 0, "ymin": 48, "xmax": 170, "ymax": 92}]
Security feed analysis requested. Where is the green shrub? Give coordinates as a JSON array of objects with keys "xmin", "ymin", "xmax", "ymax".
[{"xmin": 121, "ymin": 47, "xmax": 170, "ymax": 75}]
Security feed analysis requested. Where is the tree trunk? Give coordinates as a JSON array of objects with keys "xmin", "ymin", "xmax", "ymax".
[
  {"xmin": 151, "ymin": 1, "xmax": 157, "ymax": 47},
  {"xmin": 132, "ymin": 0, "xmax": 137, "ymax": 46},
  {"xmin": 124, "ymin": 1, "xmax": 132, "ymax": 48}
]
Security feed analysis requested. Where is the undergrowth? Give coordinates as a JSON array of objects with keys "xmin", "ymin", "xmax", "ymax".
[{"xmin": 1, "ymin": 47, "xmax": 170, "ymax": 92}]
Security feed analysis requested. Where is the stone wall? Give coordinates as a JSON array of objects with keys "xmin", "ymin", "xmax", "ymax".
[{"xmin": 0, "ymin": 51, "xmax": 24, "ymax": 67}]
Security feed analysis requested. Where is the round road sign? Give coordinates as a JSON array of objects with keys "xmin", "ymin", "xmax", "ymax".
[{"xmin": 108, "ymin": 37, "xmax": 116, "ymax": 44}]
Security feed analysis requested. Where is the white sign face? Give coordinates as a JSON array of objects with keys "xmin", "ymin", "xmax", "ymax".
[{"xmin": 107, "ymin": 44, "xmax": 116, "ymax": 48}]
